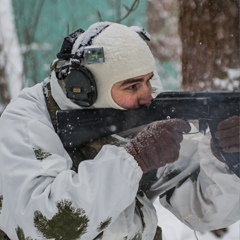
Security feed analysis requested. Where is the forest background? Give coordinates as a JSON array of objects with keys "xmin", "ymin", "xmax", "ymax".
[{"xmin": 1, "ymin": 0, "xmax": 239, "ymax": 112}]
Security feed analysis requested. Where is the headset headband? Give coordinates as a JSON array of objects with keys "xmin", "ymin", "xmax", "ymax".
[{"xmin": 56, "ymin": 22, "xmax": 111, "ymax": 62}]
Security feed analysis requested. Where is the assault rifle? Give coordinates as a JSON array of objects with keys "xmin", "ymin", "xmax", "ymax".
[{"xmin": 56, "ymin": 91, "xmax": 240, "ymax": 177}]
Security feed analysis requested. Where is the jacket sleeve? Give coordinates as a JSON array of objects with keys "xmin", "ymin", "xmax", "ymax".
[
  {"xmin": 0, "ymin": 101, "xmax": 142, "ymax": 239},
  {"xmin": 148, "ymin": 131, "xmax": 240, "ymax": 232}
]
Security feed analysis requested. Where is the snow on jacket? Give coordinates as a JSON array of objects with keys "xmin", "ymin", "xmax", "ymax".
[{"xmin": 0, "ymin": 77, "xmax": 239, "ymax": 239}]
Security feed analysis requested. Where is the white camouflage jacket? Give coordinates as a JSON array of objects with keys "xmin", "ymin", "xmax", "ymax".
[{"xmin": 0, "ymin": 78, "xmax": 239, "ymax": 240}]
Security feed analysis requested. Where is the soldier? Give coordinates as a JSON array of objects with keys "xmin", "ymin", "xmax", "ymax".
[{"xmin": 0, "ymin": 22, "xmax": 239, "ymax": 239}]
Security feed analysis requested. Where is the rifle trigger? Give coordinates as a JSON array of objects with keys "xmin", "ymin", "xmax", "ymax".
[{"xmin": 199, "ymin": 120, "xmax": 208, "ymax": 135}]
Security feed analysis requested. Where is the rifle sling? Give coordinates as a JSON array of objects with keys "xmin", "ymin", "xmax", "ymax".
[
  {"xmin": 43, "ymin": 82, "xmax": 86, "ymax": 171},
  {"xmin": 43, "ymin": 82, "xmax": 60, "ymax": 133}
]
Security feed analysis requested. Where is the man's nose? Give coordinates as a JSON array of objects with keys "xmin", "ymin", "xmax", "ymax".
[{"xmin": 138, "ymin": 87, "xmax": 153, "ymax": 106}]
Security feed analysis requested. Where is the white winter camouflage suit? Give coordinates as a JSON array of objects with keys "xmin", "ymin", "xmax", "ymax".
[{"xmin": 0, "ymin": 75, "xmax": 239, "ymax": 240}]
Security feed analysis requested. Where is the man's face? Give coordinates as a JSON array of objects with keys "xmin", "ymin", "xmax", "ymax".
[{"xmin": 111, "ymin": 72, "xmax": 154, "ymax": 109}]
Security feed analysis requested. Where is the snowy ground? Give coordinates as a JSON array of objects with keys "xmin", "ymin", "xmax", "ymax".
[{"xmin": 154, "ymin": 200, "xmax": 239, "ymax": 240}]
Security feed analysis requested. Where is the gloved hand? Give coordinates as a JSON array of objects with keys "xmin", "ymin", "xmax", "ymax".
[
  {"xmin": 125, "ymin": 119, "xmax": 191, "ymax": 173},
  {"xmin": 211, "ymin": 116, "xmax": 240, "ymax": 161}
]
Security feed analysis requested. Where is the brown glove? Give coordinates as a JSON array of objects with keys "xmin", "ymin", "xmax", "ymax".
[
  {"xmin": 211, "ymin": 116, "xmax": 240, "ymax": 161},
  {"xmin": 125, "ymin": 119, "xmax": 191, "ymax": 173}
]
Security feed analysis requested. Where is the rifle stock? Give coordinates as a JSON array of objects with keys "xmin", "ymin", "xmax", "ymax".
[{"xmin": 56, "ymin": 91, "xmax": 240, "ymax": 177}]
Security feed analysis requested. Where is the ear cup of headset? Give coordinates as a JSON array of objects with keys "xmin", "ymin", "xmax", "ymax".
[{"xmin": 65, "ymin": 66, "xmax": 97, "ymax": 107}]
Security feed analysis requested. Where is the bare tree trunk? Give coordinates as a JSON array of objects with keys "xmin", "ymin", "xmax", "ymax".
[
  {"xmin": 178, "ymin": 0, "xmax": 240, "ymax": 91},
  {"xmin": 147, "ymin": 0, "xmax": 183, "ymax": 90},
  {"xmin": 147, "ymin": 0, "xmax": 181, "ymax": 62},
  {"xmin": 0, "ymin": 0, "xmax": 24, "ymax": 115},
  {"xmin": 0, "ymin": 46, "xmax": 11, "ymax": 108}
]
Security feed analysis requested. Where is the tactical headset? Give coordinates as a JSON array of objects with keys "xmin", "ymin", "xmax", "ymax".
[
  {"xmin": 54, "ymin": 23, "xmax": 110, "ymax": 107},
  {"xmin": 53, "ymin": 23, "xmax": 151, "ymax": 107}
]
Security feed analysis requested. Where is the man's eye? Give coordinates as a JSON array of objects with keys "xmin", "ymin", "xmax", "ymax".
[{"xmin": 128, "ymin": 85, "xmax": 138, "ymax": 91}]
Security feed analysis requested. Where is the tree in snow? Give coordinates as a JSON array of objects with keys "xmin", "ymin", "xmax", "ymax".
[
  {"xmin": 178, "ymin": 0, "xmax": 240, "ymax": 91},
  {"xmin": 0, "ymin": 0, "xmax": 24, "ymax": 114}
]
